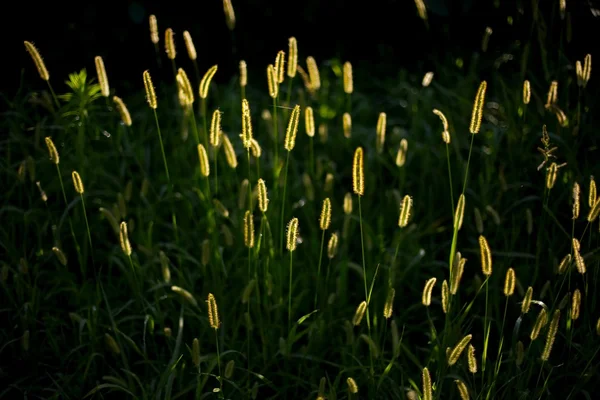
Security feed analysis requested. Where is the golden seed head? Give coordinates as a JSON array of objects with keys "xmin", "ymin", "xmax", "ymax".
[
  {"xmin": 352, "ymin": 301, "xmax": 367, "ymax": 326},
  {"xmin": 306, "ymin": 56, "xmax": 321, "ymax": 91},
  {"xmin": 346, "ymin": 377, "xmax": 358, "ymax": 394},
  {"xmin": 450, "ymin": 252, "xmax": 466, "ymax": 295},
  {"xmin": 376, "ymin": 112, "xmax": 387, "ymax": 154},
  {"xmin": 441, "ymin": 280, "xmax": 449, "ymax": 314},
  {"xmin": 588, "ymin": 197, "xmax": 600, "ymax": 222},
  {"xmin": 94, "ymin": 56, "xmax": 110, "ymax": 97},
  {"xmin": 197, "ymin": 144, "xmax": 210, "ymax": 177},
  {"xmin": 343, "ymin": 61, "xmax": 353, "ymax": 94},
  {"xmin": 379, "ymin": 288, "xmax": 394, "ymax": 319},
  {"xmin": 241, "ymin": 99, "xmax": 254, "ymax": 148},
  {"xmin": 274, "ymin": 50, "xmax": 286, "ymax": 84},
  {"xmin": 478, "ymin": 235, "xmax": 492, "ymax": 276},
  {"xmin": 159, "ymin": 251, "xmax": 171, "ymax": 283},
  {"xmin": 422, "ymin": 277, "xmax": 436, "ymax": 306},
  {"xmin": 469, "ymin": 81, "xmax": 487, "ymax": 134},
  {"xmin": 541, "ymin": 310, "xmax": 560, "ymax": 361},
  {"xmin": 171, "ymin": 286, "xmax": 198, "ymax": 307},
  {"xmin": 343, "ymin": 112, "xmax": 352, "ymax": 138},
  {"xmin": 573, "ymin": 238, "xmax": 580, "ymax": 252},
  {"xmin": 396, "ymin": 139, "xmax": 408, "ymax": 168},
  {"xmin": 545, "ymin": 81, "xmax": 558, "ymax": 108},
  {"xmin": 24, "ymin": 41, "xmax": 49, "ymax": 81},
  {"xmin": 582, "ymin": 53, "xmax": 592, "ymax": 87},
  {"xmin": 143, "ymin": 70, "xmax": 157, "ymax": 109},
  {"xmin": 504, "ymin": 268, "xmax": 516, "ymax": 296},
  {"xmin": 398, "ymin": 195, "xmax": 413, "ymax": 228},
  {"xmin": 286, "ymin": 217, "xmax": 299, "ymax": 252},
  {"xmin": 343, "ymin": 192, "xmax": 353, "ymax": 214},
  {"xmin": 454, "ymin": 194, "xmax": 466, "ymax": 231},
  {"xmin": 433, "ymin": 108, "xmax": 449, "ymax": 132},
  {"xmin": 222, "ymin": 0, "xmax": 236, "ymax": 30},
  {"xmin": 576, "ymin": 60, "xmax": 583, "ymax": 86},
  {"xmin": 149, "ymin": 15, "xmax": 159, "ymax": 44},
  {"xmin": 52, "ymin": 246, "xmax": 67, "ymax": 266},
  {"xmin": 71, "ymin": 171, "xmax": 84, "ymax": 194},
  {"xmin": 305, "ymin": 106, "xmax": 315, "ymax": 137},
  {"xmin": 467, "ymin": 344, "xmax": 477, "ymax": 373},
  {"xmin": 287, "ymin": 37, "xmax": 298, "ymax": 78},
  {"xmin": 165, "ymin": 28, "xmax": 176, "ymax": 60},
  {"xmin": 422, "ymin": 367, "xmax": 432, "ymax": 400},
  {"xmin": 523, "ymin": 80, "xmax": 531, "ymax": 104},
  {"xmin": 105, "ymin": 333, "xmax": 121, "ymax": 355},
  {"xmin": 222, "ymin": 134, "xmax": 238, "ymax": 168},
  {"xmin": 192, "ymin": 338, "xmax": 200, "ymax": 367},
  {"xmin": 352, "ymin": 147, "xmax": 365, "ymax": 196},
  {"xmin": 113, "ymin": 96, "xmax": 132, "ymax": 126},
  {"xmin": 210, "ymin": 110, "xmax": 222, "ymax": 147},
  {"xmin": 589, "ymin": 176, "xmax": 597, "ymax": 207},
  {"xmin": 267, "ymin": 64, "xmax": 278, "ymax": 98},
  {"xmin": 320, "ymin": 198, "xmax": 332, "ymax": 230},
  {"xmin": 250, "ymin": 138, "xmax": 261, "ymax": 158},
  {"xmin": 573, "ymin": 182, "xmax": 580, "ymax": 219},
  {"xmin": 119, "ymin": 221, "xmax": 132, "ymax": 256},
  {"xmin": 558, "ymin": 253, "xmax": 572, "ymax": 274},
  {"xmin": 244, "ymin": 210, "xmax": 255, "ymax": 248},
  {"xmin": 183, "ymin": 31, "xmax": 197, "ymax": 60},
  {"xmin": 455, "ymin": 380, "xmax": 469, "ymax": 400},
  {"xmin": 327, "ymin": 232, "xmax": 339, "ymax": 259},
  {"xmin": 257, "ymin": 179, "xmax": 269, "ymax": 212},
  {"xmin": 239, "ymin": 60, "xmax": 247, "ymax": 88},
  {"xmin": 531, "ymin": 308, "xmax": 548, "ymax": 340},
  {"xmin": 199, "ymin": 65, "xmax": 218, "ymax": 99},
  {"xmin": 521, "ymin": 286, "xmax": 533, "ymax": 314},
  {"xmin": 422, "ymin": 71, "xmax": 434, "ymax": 87},
  {"xmin": 571, "ymin": 289, "xmax": 581, "ymax": 320},
  {"xmin": 284, "ymin": 105, "xmax": 301, "ymax": 151},
  {"xmin": 44, "ymin": 137, "xmax": 60, "ymax": 164},
  {"xmin": 207, "ymin": 293, "xmax": 220, "ymax": 329},
  {"xmin": 176, "ymin": 68, "xmax": 194, "ymax": 106},
  {"xmin": 546, "ymin": 162, "xmax": 559, "ymax": 189},
  {"xmin": 448, "ymin": 334, "xmax": 472, "ymax": 366}
]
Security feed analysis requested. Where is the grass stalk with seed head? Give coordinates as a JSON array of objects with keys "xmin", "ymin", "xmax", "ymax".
[
  {"xmin": 71, "ymin": 171, "xmax": 94, "ymax": 267},
  {"xmin": 24, "ymin": 41, "xmax": 59, "ymax": 108},
  {"xmin": 279, "ymin": 105, "xmax": 300, "ymax": 254},
  {"xmin": 315, "ymin": 197, "xmax": 331, "ymax": 308}
]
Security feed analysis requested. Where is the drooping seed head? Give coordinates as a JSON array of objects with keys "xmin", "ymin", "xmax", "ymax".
[
  {"xmin": 504, "ymin": 268, "xmax": 516, "ymax": 296},
  {"xmin": 343, "ymin": 61, "xmax": 353, "ymax": 94},
  {"xmin": 199, "ymin": 65, "xmax": 218, "ymax": 99},
  {"xmin": 478, "ymin": 235, "xmax": 492, "ymax": 276},
  {"xmin": 250, "ymin": 138, "xmax": 261, "ymax": 158},
  {"xmin": 286, "ymin": 217, "xmax": 299, "ymax": 252},
  {"xmin": 306, "ymin": 56, "xmax": 321, "ymax": 91},
  {"xmin": 541, "ymin": 310, "xmax": 560, "ymax": 361},
  {"xmin": 467, "ymin": 344, "xmax": 477, "ymax": 373},
  {"xmin": 422, "ymin": 277, "xmax": 437, "ymax": 306},
  {"xmin": 448, "ymin": 334, "xmax": 472, "ymax": 366},
  {"xmin": 183, "ymin": 31, "xmax": 197, "ymax": 60},
  {"xmin": 52, "ymin": 246, "xmax": 67, "ymax": 266},
  {"xmin": 222, "ymin": 0, "xmax": 236, "ymax": 30},
  {"xmin": 113, "ymin": 96, "xmax": 132, "ymax": 126},
  {"xmin": 212, "ymin": 199, "xmax": 229, "ymax": 217},
  {"xmin": 171, "ymin": 286, "xmax": 198, "ymax": 307},
  {"xmin": 165, "ymin": 28, "xmax": 176, "ymax": 60},
  {"xmin": 422, "ymin": 367, "xmax": 432, "ymax": 400},
  {"xmin": 352, "ymin": 147, "xmax": 365, "ymax": 196},
  {"xmin": 396, "ymin": 139, "xmax": 408, "ymax": 167},
  {"xmin": 287, "ymin": 37, "xmax": 297, "ymax": 78},
  {"xmin": 197, "ymin": 144, "xmax": 210, "ymax": 177},
  {"xmin": 143, "ymin": 70, "xmax": 157, "ymax": 109},
  {"xmin": 530, "ymin": 308, "xmax": 548, "ymax": 340},
  {"xmin": 327, "ymin": 232, "xmax": 339, "ymax": 259},
  {"xmin": 244, "ymin": 210, "xmax": 255, "ymax": 249},
  {"xmin": 274, "ymin": 50, "xmax": 285, "ymax": 84},
  {"xmin": 469, "ymin": 81, "xmax": 487, "ymax": 134},
  {"xmin": 523, "ymin": 80, "xmax": 531, "ymax": 104},
  {"xmin": 305, "ymin": 106, "xmax": 315, "ymax": 137},
  {"xmin": 346, "ymin": 377, "xmax": 358, "ymax": 394},
  {"xmin": 343, "ymin": 112, "xmax": 352, "ymax": 138},
  {"xmin": 521, "ymin": 286, "xmax": 533, "ymax": 314},
  {"xmin": 176, "ymin": 68, "xmax": 194, "ymax": 106},
  {"xmin": 207, "ymin": 293, "xmax": 220, "ymax": 329},
  {"xmin": 432, "ymin": 109, "xmax": 450, "ymax": 142},
  {"xmin": 352, "ymin": 300, "xmax": 367, "ymax": 326},
  {"xmin": 441, "ymin": 280, "xmax": 449, "ymax": 314},
  {"xmin": 455, "ymin": 380, "xmax": 469, "ymax": 400},
  {"xmin": 284, "ymin": 105, "xmax": 301, "ymax": 151},
  {"xmin": 239, "ymin": 60, "xmax": 247, "ymax": 88},
  {"xmin": 398, "ymin": 195, "xmax": 413, "ymax": 228},
  {"xmin": 267, "ymin": 64, "xmax": 278, "ymax": 98},
  {"xmin": 44, "ymin": 137, "xmax": 60, "ymax": 164},
  {"xmin": 454, "ymin": 194, "xmax": 465, "ymax": 231},
  {"xmin": 72, "ymin": 171, "xmax": 84, "ymax": 194},
  {"xmin": 383, "ymin": 287, "xmax": 395, "ymax": 319},
  {"xmin": 241, "ymin": 99, "xmax": 254, "ymax": 148},
  {"xmin": 210, "ymin": 110, "xmax": 222, "ymax": 147},
  {"xmin": 557, "ymin": 253, "xmax": 571, "ymax": 274},
  {"xmin": 221, "ymin": 134, "xmax": 237, "ymax": 168},
  {"xmin": 320, "ymin": 198, "xmax": 332, "ymax": 230},
  {"xmin": 571, "ymin": 289, "xmax": 581, "ymax": 320},
  {"xmin": 24, "ymin": 41, "xmax": 50, "ymax": 81},
  {"xmin": 119, "ymin": 221, "xmax": 132, "ymax": 256},
  {"xmin": 149, "ymin": 15, "xmax": 159, "ymax": 44},
  {"xmin": 94, "ymin": 56, "xmax": 110, "ymax": 97},
  {"xmin": 376, "ymin": 112, "xmax": 387, "ymax": 154}
]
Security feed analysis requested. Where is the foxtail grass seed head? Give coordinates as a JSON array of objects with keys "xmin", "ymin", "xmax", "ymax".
[
  {"xmin": 582, "ymin": 53, "xmax": 592, "ymax": 88},
  {"xmin": 197, "ymin": 144, "xmax": 210, "ymax": 177},
  {"xmin": 343, "ymin": 61, "xmax": 353, "ymax": 94},
  {"xmin": 352, "ymin": 147, "xmax": 365, "ymax": 196},
  {"xmin": 250, "ymin": 138, "xmax": 261, "ymax": 158},
  {"xmin": 573, "ymin": 237, "xmax": 580, "ymax": 252},
  {"xmin": 327, "ymin": 232, "xmax": 339, "ymax": 259},
  {"xmin": 396, "ymin": 139, "xmax": 408, "ymax": 167},
  {"xmin": 324, "ymin": 173, "xmax": 334, "ymax": 193},
  {"xmin": 306, "ymin": 56, "xmax": 321, "ymax": 91},
  {"xmin": 347, "ymin": 377, "xmax": 358, "ymax": 394},
  {"xmin": 454, "ymin": 194, "xmax": 465, "ymax": 230},
  {"xmin": 171, "ymin": 286, "xmax": 198, "ymax": 307},
  {"xmin": 177, "ymin": 68, "xmax": 194, "ymax": 105},
  {"xmin": 286, "ymin": 217, "xmax": 299, "ymax": 252},
  {"xmin": 239, "ymin": 60, "xmax": 247, "ymax": 88},
  {"xmin": 486, "ymin": 206, "xmax": 500, "ymax": 225},
  {"xmin": 450, "ymin": 252, "xmax": 466, "ymax": 295},
  {"xmin": 284, "ymin": 105, "xmax": 301, "ymax": 151},
  {"xmin": 572, "ymin": 182, "xmax": 581, "ymax": 219},
  {"xmin": 558, "ymin": 254, "xmax": 571, "ymax": 274},
  {"xmin": 199, "ymin": 65, "xmax": 218, "ymax": 99},
  {"xmin": 244, "ymin": 210, "xmax": 255, "ymax": 249},
  {"xmin": 441, "ymin": 280, "xmax": 449, "ymax": 314},
  {"xmin": 105, "ymin": 333, "xmax": 121, "ymax": 355},
  {"xmin": 113, "ymin": 96, "xmax": 132, "ymax": 126},
  {"xmin": 433, "ymin": 109, "xmax": 450, "ymax": 142},
  {"xmin": 383, "ymin": 287, "xmax": 395, "ymax": 319},
  {"xmin": 523, "ymin": 79, "xmax": 531, "ymax": 104},
  {"xmin": 504, "ymin": 268, "xmax": 516, "ymax": 296},
  {"xmin": 257, "ymin": 179, "xmax": 269, "ymax": 212},
  {"xmin": 482, "ymin": 26, "xmax": 492, "ymax": 52},
  {"xmin": 343, "ymin": 192, "xmax": 353, "ymax": 214},
  {"xmin": 422, "ymin": 367, "xmax": 432, "ymax": 400},
  {"xmin": 274, "ymin": 50, "xmax": 285, "ymax": 84},
  {"xmin": 165, "ymin": 28, "xmax": 176, "ymax": 60},
  {"xmin": 24, "ymin": 41, "xmax": 49, "ymax": 81},
  {"xmin": 522, "ymin": 286, "xmax": 533, "ymax": 314},
  {"xmin": 398, "ymin": 195, "xmax": 413, "ymax": 228},
  {"xmin": 267, "ymin": 64, "xmax": 278, "ymax": 98},
  {"xmin": 571, "ymin": 289, "xmax": 581, "ymax": 320},
  {"xmin": 305, "ymin": 106, "xmax": 315, "ymax": 137},
  {"xmin": 589, "ymin": 176, "xmax": 597, "ymax": 207},
  {"xmin": 576, "ymin": 60, "xmax": 583, "ymax": 86},
  {"xmin": 574, "ymin": 248, "xmax": 586, "ymax": 274},
  {"xmin": 192, "ymin": 338, "xmax": 200, "ymax": 367},
  {"xmin": 94, "ymin": 56, "xmax": 110, "ymax": 97},
  {"xmin": 210, "ymin": 110, "xmax": 222, "ymax": 147},
  {"xmin": 72, "ymin": 171, "xmax": 84, "ymax": 194},
  {"xmin": 478, "ymin": 235, "xmax": 492, "ymax": 276},
  {"xmin": 541, "ymin": 310, "xmax": 560, "ymax": 361},
  {"xmin": 545, "ymin": 81, "xmax": 558, "ymax": 108},
  {"xmin": 287, "ymin": 37, "xmax": 297, "ymax": 78},
  {"xmin": 343, "ymin": 112, "xmax": 352, "ymax": 138},
  {"xmin": 546, "ymin": 162, "xmax": 559, "ymax": 189},
  {"xmin": 448, "ymin": 334, "xmax": 472, "ymax": 366},
  {"xmin": 207, "ymin": 293, "xmax": 220, "ymax": 329},
  {"xmin": 119, "ymin": 221, "xmax": 132, "ymax": 256},
  {"xmin": 376, "ymin": 112, "xmax": 387, "ymax": 153},
  {"xmin": 212, "ymin": 199, "xmax": 229, "ymax": 217},
  {"xmin": 531, "ymin": 308, "xmax": 548, "ymax": 340},
  {"xmin": 222, "ymin": 134, "xmax": 238, "ymax": 168},
  {"xmin": 159, "ymin": 251, "xmax": 171, "ymax": 283},
  {"xmin": 143, "ymin": 70, "xmax": 157, "ymax": 109},
  {"xmin": 469, "ymin": 81, "xmax": 487, "ymax": 134},
  {"xmin": 241, "ymin": 99, "xmax": 254, "ymax": 148},
  {"xmin": 414, "ymin": 0, "xmax": 428, "ymax": 21},
  {"xmin": 422, "ymin": 71, "xmax": 434, "ymax": 87},
  {"xmin": 149, "ymin": 15, "xmax": 159, "ymax": 44},
  {"xmin": 422, "ymin": 277, "xmax": 437, "ymax": 306},
  {"xmin": 222, "ymin": 0, "xmax": 236, "ymax": 30},
  {"xmin": 455, "ymin": 380, "xmax": 469, "ymax": 400},
  {"xmin": 588, "ymin": 197, "xmax": 600, "ymax": 222},
  {"xmin": 183, "ymin": 31, "xmax": 197, "ymax": 60},
  {"xmin": 320, "ymin": 198, "xmax": 332, "ymax": 230},
  {"xmin": 467, "ymin": 344, "xmax": 477, "ymax": 373},
  {"xmin": 44, "ymin": 137, "xmax": 60, "ymax": 164},
  {"xmin": 52, "ymin": 246, "xmax": 67, "ymax": 266},
  {"xmin": 352, "ymin": 301, "xmax": 367, "ymax": 326}
]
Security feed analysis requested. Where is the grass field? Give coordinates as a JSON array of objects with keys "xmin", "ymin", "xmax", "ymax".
[{"xmin": 2, "ymin": 1, "xmax": 600, "ymax": 399}]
